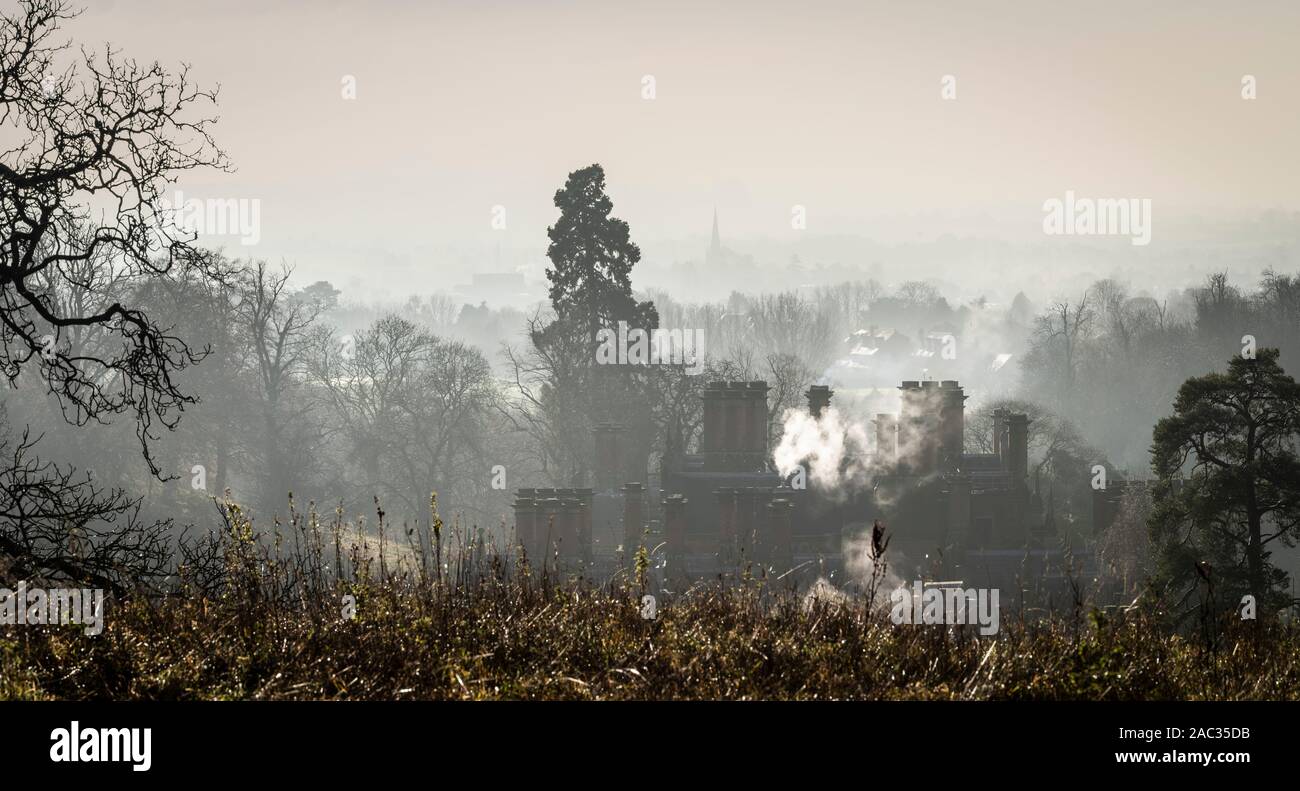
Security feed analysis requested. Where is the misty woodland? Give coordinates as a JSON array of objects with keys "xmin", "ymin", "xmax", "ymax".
[{"xmin": 2, "ymin": 1, "xmax": 1300, "ymax": 700}]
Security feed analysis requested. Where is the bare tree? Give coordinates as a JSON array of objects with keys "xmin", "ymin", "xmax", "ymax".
[
  {"xmin": 391, "ymin": 335, "xmax": 497, "ymax": 522},
  {"xmin": 0, "ymin": 421, "xmax": 170, "ymax": 595},
  {"xmin": 399, "ymin": 292, "xmax": 460, "ymax": 330},
  {"xmin": 310, "ymin": 315, "xmax": 498, "ymax": 523},
  {"xmin": 0, "ymin": 0, "xmax": 229, "ymax": 590},
  {"xmin": 1098, "ymin": 482, "xmax": 1153, "ymax": 596},
  {"xmin": 501, "ymin": 310, "xmax": 593, "ymax": 485},
  {"xmin": 746, "ymin": 292, "xmax": 837, "ymax": 371},
  {"xmin": 1030, "ymin": 294, "xmax": 1094, "ymax": 393},
  {"xmin": 1, "ymin": 0, "xmax": 231, "ymax": 474},
  {"xmin": 895, "ymin": 280, "xmax": 941, "ymax": 310},
  {"xmin": 238, "ymin": 261, "xmax": 324, "ymax": 517}
]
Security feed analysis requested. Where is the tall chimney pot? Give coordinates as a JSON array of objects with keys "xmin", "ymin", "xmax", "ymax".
[{"xmin": 806, "ymin": 384, "xmax": 833, "ymax": 419}]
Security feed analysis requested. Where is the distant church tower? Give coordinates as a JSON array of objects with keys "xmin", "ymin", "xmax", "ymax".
[{"xmin": 708, "ymin": 208, "xmax": 722, "ymax": 264}]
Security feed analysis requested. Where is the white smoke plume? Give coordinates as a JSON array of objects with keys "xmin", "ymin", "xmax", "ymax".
[
  {"xmin": 842, "ymin": 531, "xmax": 907, "ymax": 592},
  {"xmin": 772, "ymin": 406, "xmax": 873, "ymax": 498},
  {"xmin": 773, "ymin": 387, "xmax": 949, "ymax": 503},
  {"xmin": 802, "ymin": 529, "xmax": 910, "ymax": 612}
]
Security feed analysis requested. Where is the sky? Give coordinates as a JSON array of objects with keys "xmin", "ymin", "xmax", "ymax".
[{"xmin": 68, "ymin": 0, "xmax": 1300, "ymax": 299}]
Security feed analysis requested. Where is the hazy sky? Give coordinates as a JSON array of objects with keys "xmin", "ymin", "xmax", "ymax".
[{"xmin": 73, "ymin": 0, "xmax": 1300, "ymax": 295}]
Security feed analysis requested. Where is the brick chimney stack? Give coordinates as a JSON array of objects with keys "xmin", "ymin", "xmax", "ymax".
[
  {"xmin": 747, "ymin": 381, "xmax": 770, "ymax": 462},
  {"xmin": 703, "ymin": 381, "xmax": 770, "ymax": 472},
  {"xmin": 898, "ymin": 381, "xmax": 932, "ymax": 475},
  {"xmin": 993, "ymin": 408, "xmax": 1008, "ymax": 459},
  {"xmin": 938, "ymin": 381, "xmax": 966, "ymax": 473},
  {"xmin": 1006, "ymin": 413, "xmax": 1030, "ymax": 483},
  {"xmin": 728, "ymin": 381, "xmax": 748, "ymax": 461}
]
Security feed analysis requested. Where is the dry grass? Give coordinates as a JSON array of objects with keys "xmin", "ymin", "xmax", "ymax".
[{"xmin": 3, "ymin": 496, "xmax": 1299, "ymax": 701}]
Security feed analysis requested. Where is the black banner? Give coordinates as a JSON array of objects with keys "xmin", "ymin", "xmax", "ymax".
[{"xmin": 4, "ymin": 701, "xmax": 1283, "ymax": 779}]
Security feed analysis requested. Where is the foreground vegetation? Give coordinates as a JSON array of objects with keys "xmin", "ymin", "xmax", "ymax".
[{"xmin": 3, "ymin": 501, "xmax": 1298, "ymax": 702}]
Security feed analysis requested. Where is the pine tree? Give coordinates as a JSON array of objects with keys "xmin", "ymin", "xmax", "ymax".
[
  {"xmin": 1149, "ymin": 348, "xmax": 1300, "ymax": 616},
  {"xmin": 544, "ymin": 164, "xmax": 657, "ymax": 337}
]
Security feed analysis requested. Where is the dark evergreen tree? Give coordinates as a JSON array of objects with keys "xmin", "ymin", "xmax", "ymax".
[
  {"xmin": 507, "ymin": 164, "xmax": 661, "ymax": 487},
  {"xmin": 544, "ymin": 163, "xmax": 657, "ymax": 337},
  {"xmin": 1150, "ymin": 348, "xmax": 1300, "ymax": 617}
]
